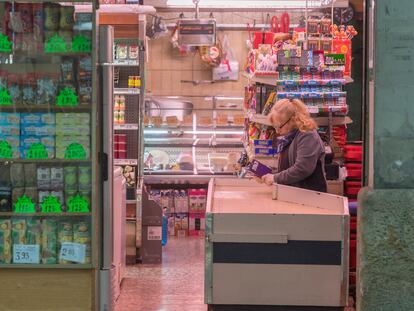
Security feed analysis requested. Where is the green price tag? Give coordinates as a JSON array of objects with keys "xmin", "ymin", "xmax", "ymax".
[
  {"xmin": 0, "ymin": 140, "xmax": 13, "ymax": 159},
  {"xmin": 0, "ymin": 33, "xmax": 12, "ymax": 53},
  {"xmin": 26, "ymin": 143, "xmax": 49, "ymax": 159},
  {"xmin": 56, "ymin": 87, "xmax": 79, "ymax": 107},
  {"xmin": 67, "ymin": 194, "xmax": 90, "ymax": 213},
  {"xmin": 13, "ymin": 195, "xmax": 36, "ymax": 213},
  {"xmin": 65, "ymin": 143, "xmax": 86, "ymax": 160},
  {"xmin": 40, "ymin": 196, "xmax": 62, "ymax": 213},
  {"xmin": 72, "ymin": 35, "xmax": 92, "ymax": 53},
  {"xmin": 45, "ymin": 34, "xmax": 69, "ymax": 53},
  {"xmin": 0, "ymin": 87, "xmax": 13, "ymax": 106}
]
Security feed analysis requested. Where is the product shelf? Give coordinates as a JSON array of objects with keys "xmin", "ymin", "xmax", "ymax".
[
  {"xmin": 0, "ymin": 212, "xmax": 92, "ymax": 217},
  {"xmin": 114, "ymin": 88, "xmax": 140, "ymax": 95},
  {"xmin": 0, "ymin": 159, "xmax": 91, "ymax": 164},
  {"xmin": 0, "ymin": 105, "xmax": 91, "ymax": 112},
  {"xmin": 114, "ymin": 159, "xmax": 138, "ymax": 166},
  {"xmin": 276, "ymin": 92, "xmax": 347, "ymax": 99},
  {"xmin": 0, "ymin": 264, "xmax": 93, "ymax": 269},
  {"xmin": 114, "ymin": 124, "xmax": 139, "ymax": 130}
]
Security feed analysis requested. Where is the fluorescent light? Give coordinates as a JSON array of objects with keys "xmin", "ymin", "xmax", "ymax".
[{"xmin": 165, "ymin": 0, "xmax": 326, "ymax": 8}]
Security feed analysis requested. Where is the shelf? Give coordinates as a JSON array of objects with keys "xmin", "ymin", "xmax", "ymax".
[
  {"xmin": 276, "ymin": 92, "xmax": 347, "ymax": 99},
  {"xmin": 0, "ymin": 105, "xmax": 91, "ymax": 112},
  {"xmin": 126, "ymin": 200, "xmax": 136, "ymax": 204},
  {"xmin": 276, "ymin": 79, "xmax": 346, "ymax": 86},
  {"xmin": 0, "ymin": 263, "xmax": 93, "ymax": 269},
  {"xmin": 114, "ymin": 124, "xmax": 139, "ymax": 130},
  {"xmin": 114, "ymin": 159, "xmax": 138, "ymax": 166},
  {"xmin": 104, "ymin": 61, "xmax": 139, "ymax": 67},
  {"xmin": 0, "ymin": 212, "xmax": 91, "ymax": 217},
  {"xmin": 0, "ymin": 159, "xmax": 91, "ymax": 164},
  {"xmin": 242, "ymin": 72, "xmax": 278, "ymax": 85},
  {"xmin": 114, "ymin": 88, "xmax": 140, "ymax": 95},
  {"xmin": 314, "ymin": 116, "xmax": 353, "ymax": 126}
]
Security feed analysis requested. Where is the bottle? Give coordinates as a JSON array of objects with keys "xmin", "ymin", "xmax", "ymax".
[{"xmin": 162, "ymin": 207, "xmax": 168, "ymax": 246}]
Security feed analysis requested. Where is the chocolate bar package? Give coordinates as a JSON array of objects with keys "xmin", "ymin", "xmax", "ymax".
[{"xmin": 246, "ymin": 159, "xmax": 273, "ymax": 177}]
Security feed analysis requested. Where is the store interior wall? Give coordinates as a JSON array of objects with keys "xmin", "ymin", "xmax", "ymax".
[{"xmin": 146, "ymin": 1, "xmax": 364, "ymax": 137}]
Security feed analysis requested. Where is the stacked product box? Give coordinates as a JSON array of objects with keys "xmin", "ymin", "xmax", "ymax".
[
  {"xmin": 0, "ymin": 113, "xmax": 21, "ymax": 159},
  {"xmin": 20, "ymin": 113, "xmax": 56, "ymax": 159},
  {"xmin": 56, "ymin": 113, "xmax": 90, "ymax": 159},
  {"xmin": 114, "ymin": 134, "xmax": 127, "ymax": 159},
  {"xmin": 188, "ymin": 189, "xmax": 207, "ymax": 236},
  {"xmin": 252, "ymin": 139, "xmax": 275, "ymax": 157}
]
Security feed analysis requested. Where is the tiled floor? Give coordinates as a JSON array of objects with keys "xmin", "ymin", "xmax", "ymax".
[
  {"xmin": 115, "ymin": 236, "xmax": 206, "ymax": 311},
  {"xmin": 115, "ymin": 237, "xmax": 356, "ymax": 311}
]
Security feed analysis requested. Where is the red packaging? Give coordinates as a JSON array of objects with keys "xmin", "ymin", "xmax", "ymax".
[
  {"xmin": 117, "ymin": 134, "xmax": 127, "ymax": 143},
  {"xmin": 118, "ymin": 151, "xmax": 127, "ymax": 159},
  {"xmin": 16, "ymin": 3, "xmax": 33, "ymax": 33},
  {"xmin": 117, "ymin": 142, "xmax": 127, "ymax": 152},
  {"xmin": 114, "ymin": 134, "xmax": 120, "ymax": 143},
  {"xmin": 333, "ymin": 38, "xmax": 352, "ymax": 76},
  {"xmin": 114, "ymin": 142, "xmax": 120, "ymax": 151},
  {"xmin": 253, "ymin": 32, "xmax": 274, "ymax": 49},
  {"xmin": 114, "ymin": 151, "xmax": 119, "ymax": 159}
]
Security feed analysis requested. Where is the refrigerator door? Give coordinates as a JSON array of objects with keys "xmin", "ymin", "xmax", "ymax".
[{"xmin": 99, "ymin": 25, "xmax": 115, "ymax": 311}]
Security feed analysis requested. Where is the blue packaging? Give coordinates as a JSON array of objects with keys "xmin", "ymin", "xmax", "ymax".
[
  {"xmin": 0, "ymin": 113, "xmax": 20, "ymax": 125},
  {"xmin": 20, "ymin": 113, "xmax": 55, "ymax": 125},
  {"xmin": 0, "ymin": 125, "xmax": 20, "ymax": 136},
  {"xmin": 253, "ymin": 139, "xmax": 273, "ymax": 147},
  {"xmin": 21, "ymin": 124, "xmax": 56, "ymax": 136},
  {"xmin": 0, "ymin": 135, "xmax": 20, "ymax": 148},
  {"xmin": 20, "ymin": 136, "xmax": 56, "ymax": 148},
  {"xmin": 254, "ymin": 147, "xmax": 276, "ymax": 156}
]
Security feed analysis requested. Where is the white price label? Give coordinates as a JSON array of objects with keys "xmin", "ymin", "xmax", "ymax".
[
  {"xmin": 60, "ymin": 242, "xmax": 86, "ymax": 263},
  {"xmin": 13, "ymin": 244, "xmax": 40, "ymax": 264},
  {"xmin": 147, "ymin": 226, "xmax": 162, "ymax": 241}
]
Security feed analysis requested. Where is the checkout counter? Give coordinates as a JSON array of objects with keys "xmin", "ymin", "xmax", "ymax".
[{"xmin": 205, "ymin": 178, "xmax": 349, "ymax": 311}]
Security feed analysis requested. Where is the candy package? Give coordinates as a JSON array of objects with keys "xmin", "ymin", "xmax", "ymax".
[
  {"xmin": 41, "ymin": 219, "xmax": 57, "ymax": 264},
  {"xmin": 0, "ymin": 219, "xmax": 12, "ymax": 264}
]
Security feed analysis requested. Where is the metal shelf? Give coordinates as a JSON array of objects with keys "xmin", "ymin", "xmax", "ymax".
[
  {"xmin": 114, "ymin": 124, "xmax": 139, "ymax": 130},
  {"xmin": 114, "ymin": 88, "xmax": 140, "ymax": 95},
  {"xmin": 114, "ymin": 159, "xmax": 138, "ymax": 166}
]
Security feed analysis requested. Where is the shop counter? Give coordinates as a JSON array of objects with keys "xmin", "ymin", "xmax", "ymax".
[{"xmin": 205, "ymin": 178, "xmax": 349, "ymax": 311}]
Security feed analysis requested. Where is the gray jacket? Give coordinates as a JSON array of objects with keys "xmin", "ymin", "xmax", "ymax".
[{"xmin": 273, "ymin": 130, "xmax": 326, "ymax": 186}]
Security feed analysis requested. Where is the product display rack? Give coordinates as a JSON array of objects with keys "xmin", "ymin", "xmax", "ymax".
[{"xmin": 0, "ymin": 1, "xmax": 99, "ymax": 309}]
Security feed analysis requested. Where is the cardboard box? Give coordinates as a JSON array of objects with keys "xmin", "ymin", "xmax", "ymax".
[
  {"xmin": 21, "ymin": 124, "xmax": 55, "ymax": 136},
  {"xmin": 0, "ymin": 125, "xmax": 20, "ymax": 136},
  {"xmin": 56, "ymin": 113, "xmax": 90, "ymax": 125},
  {"xmin": 327, "ymin": 180, "xmax": 344, "ymax": 196}
]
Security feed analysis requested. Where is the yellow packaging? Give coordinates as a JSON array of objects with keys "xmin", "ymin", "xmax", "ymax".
[
  {"xmin": 0, "ymin": 219, "xmax": 12, "ymax": 264},
  {"xmin": 11, "ymin": 219, "xmax": 26, "ymax": 245},
  {"xmin": 73, "ymin": 221, "xmax": 91, "ymax": 264},
  {"xmin": 58, "ymin": 221, "xmax": 73, "ymax": 264}
]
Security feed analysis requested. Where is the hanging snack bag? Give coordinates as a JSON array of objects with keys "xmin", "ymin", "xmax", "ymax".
[
  {"xmin": 0, "ymin": 219, "xmax": 12, "ymax": 264},
  {"xmin": 41, "ymin": 219, "xmax": 57, "ymax": 264},
  {"xmin": 58, "ymin": 221, "xmax": 73, "ymax": 264},
  {"xmin": 26, "ymin": 219, "xmax": 42, "ymax": 246},
  {"xmin": 73, "ymin": 221, "xmax": 91, "ymax": 264}
]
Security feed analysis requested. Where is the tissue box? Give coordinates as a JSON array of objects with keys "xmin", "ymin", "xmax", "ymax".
[
  {"xmin": 21, "ymin": 124, "xmax": 55, "ymax": 136},
  {"xmin": 20, "ymin": 113, "xmax": 55, "ymax": 125},
  {"xmin": 21, "ymin": 136, "xmax": 55, "ymax": 149},
  {"xmin": 0, "ymin": 125, "xmax": 20, "ymax": 136},
  {"xmin": 0, "ymin": 113, "xmax": 20, "ymax": 125},
  {"xmin": 56, "ymin": 113, "xmax": 90, "ymax": 125}
]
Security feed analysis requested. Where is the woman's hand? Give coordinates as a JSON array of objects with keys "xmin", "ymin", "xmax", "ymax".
[{"xmin": 261, "ymin": 174, "xmax": 275, "ymax": 186}]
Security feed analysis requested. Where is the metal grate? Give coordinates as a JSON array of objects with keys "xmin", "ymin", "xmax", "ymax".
[{"xmin": 124, "ymin": 95, "xmax": 140, "ymax": 124}]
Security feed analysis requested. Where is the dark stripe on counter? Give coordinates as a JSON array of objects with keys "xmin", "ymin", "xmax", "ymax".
[
  {"xmin": 213, "ymin": 241, "xmax": 342, "ymax": 265},
  {"xmin": 208, "ymin": 305, "xmax": 344, "ymax": 311}
]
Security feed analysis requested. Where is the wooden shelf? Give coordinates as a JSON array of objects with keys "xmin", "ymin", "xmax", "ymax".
[
  {"xmin": 0, "ymin": 105, "xmax": 91, "ymax": 112},
  {"xmin": 0, "ymin": 212, "xmax": 92, "ymax": 217}
]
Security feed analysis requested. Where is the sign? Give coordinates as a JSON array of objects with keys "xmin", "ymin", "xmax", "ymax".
[
  {"xmin": 67, "ymin": 194, "xmax": 90, "ymax": 213},
  {"xmin": 0, "ymin": 33, "xmax": 12, "ymax": 53},
  {"xmin": 13, "ymin": 195, "xmax": 36, "ymax": 213},
  {"xmin": 60, "ymin": 242, "xmax": 86, "ymax": 263},
  {"xmin": 0, "ymin": 140, "xmax": 13, "ymax": 159},
  {"xmin": 177, "ymin": 19, "xmax": 216, "ymax": 46},
  {"xmin": 64, "ymin": 143, "xmax": 86, "ymax": 160},
  {"xmin": 147, "ymin": 226, "xmax": 162, "ymax": 241},
  {"xmin": 45, "ymin": 34, "xmax": 69, "ymax": 53},
  {"xmin": 71, "ymin": 35, "xmax": 92, "ymax": 53},
  {"xmin": 13, "ymin": 244, "xmax": 40, "ymax": 264},
  {"xmin": 56, "ymin": 87, "xmax": 79, "ymax": 107},
  {"xmin": 26, "ymin": 143, "xmax": 48, "ymax": 159},
  {"xmin": 40, "ymin": 195, "xmax": 62, "ymax": 213},
  {"xmin": 0, "ymin": 87, "xmax": 13, "ymax": 106}
]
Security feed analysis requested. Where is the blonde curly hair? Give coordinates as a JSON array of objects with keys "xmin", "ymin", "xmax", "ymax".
[{"xmin": 268, "ymin": 99, "xmax": 317, "ymax": 132}]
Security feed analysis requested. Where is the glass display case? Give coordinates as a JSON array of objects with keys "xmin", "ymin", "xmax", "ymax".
[
  {"xmin": 0, "ymin": 1, "xmax": 96, "ymax": 268},
  {"xmin": 143, "ymin": 96, "xmax": 244, "ymax": 176}
]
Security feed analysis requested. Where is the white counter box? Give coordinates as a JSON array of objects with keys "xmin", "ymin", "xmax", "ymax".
[{"xmin": 205, "ymin": 178, "xmax": 349, "ymax": 311}]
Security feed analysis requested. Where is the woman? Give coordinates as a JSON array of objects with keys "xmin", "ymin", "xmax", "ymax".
[{"xmin": 259, "ymin": 98, "xmax": 327, "ymax": 192}]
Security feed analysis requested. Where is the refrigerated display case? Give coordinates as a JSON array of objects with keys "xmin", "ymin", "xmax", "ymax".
[{"xmin": 0, "ymin": 1, "xmax": 98, "ymax": 309}]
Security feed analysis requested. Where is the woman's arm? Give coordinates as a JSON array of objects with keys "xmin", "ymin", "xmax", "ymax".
[{"xmin": 273, "ymin": 131, "xmax": 322, "ymax": 185}]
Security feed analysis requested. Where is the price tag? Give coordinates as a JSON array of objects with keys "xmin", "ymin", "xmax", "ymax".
[
  {"xmin": 147, "ymin": 226, "xmax": 162, "ymax": 241},
  {"xmin": 13, "ymin": 244, "xmax": 40, "ymax": 264},
  {"xmin": 60, "ymin": 242, "xmax": 86, "ymax": 263}
]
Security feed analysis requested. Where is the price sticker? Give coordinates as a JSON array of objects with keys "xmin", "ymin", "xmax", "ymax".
[
  {"xmin": 13, "ymin": 244, "xmax": 40, "ymax": 264},
  {"xmin": 147, "ymin": 226, "xmax": 162, "ymax": 241},
  {"xmin": 60, "ymin": 242, "xmax": 86, "ymax": 263}
]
